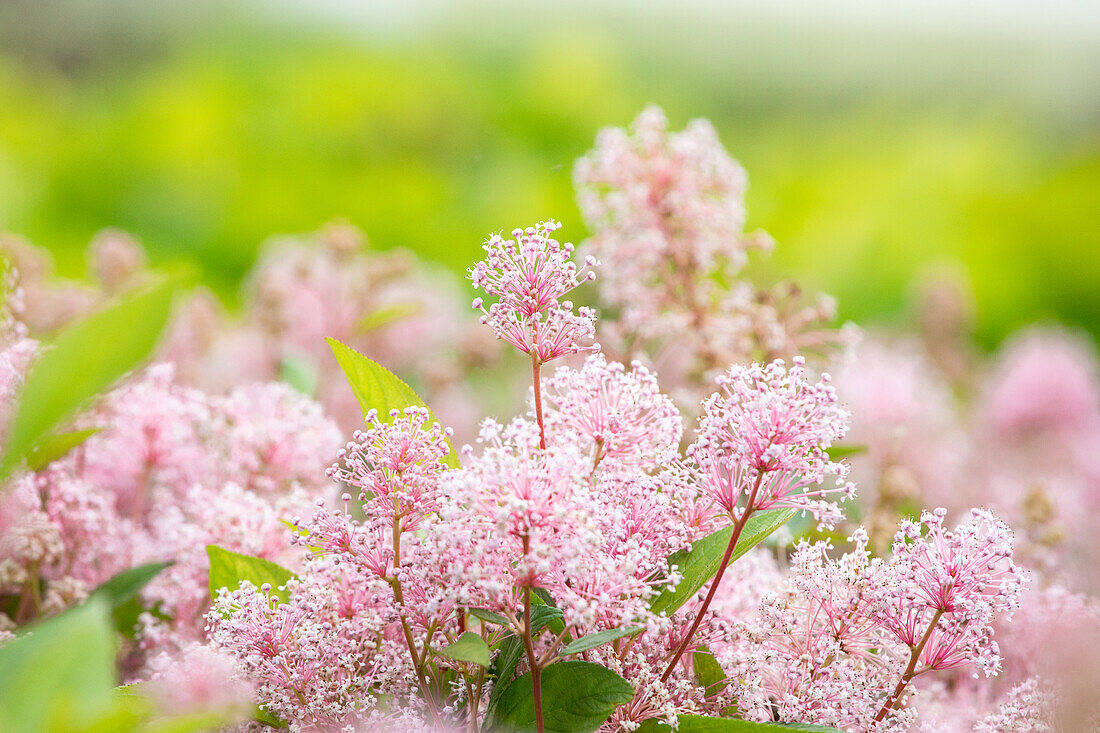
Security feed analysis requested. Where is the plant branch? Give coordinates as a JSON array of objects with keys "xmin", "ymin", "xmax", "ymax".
[
  {"xmin": 872, "ymin": 608, "xmax": 944, "ymax": 726},
  {"xmin": 521, "ymin": 585, "xmax": 545, "ymax": 733},
  {"xmin": 531, "ymin": 354, "xmax": 546, "ymax": 450},
  {"xmin": 661, "ymin": 471, "xmax": 764, "ymax": 681}
]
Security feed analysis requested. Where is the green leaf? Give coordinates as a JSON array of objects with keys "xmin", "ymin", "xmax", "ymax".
[
  {"xmin": 0, "ymin": 599, "xmax": 117, "ymax": 732},
  {"xmin": 529, "ymin": 590, "xmax": 566, "ymax": 636},
  {"xmin": 530, "ymin": 603, "xmax": 564, "ymax": 629},
  {"xmin": 693, "ymin": 648, "xmax": 728, "ymax": 695},
  {"xmin": 206, "ymin": 545, "xmax": 295, "ymax": 603},
  {"xmin": 253, "ymin": 706, "xmax": 289, "ymax": 729},
  {"xmin": 439, "ymin": 631, "xmax": 491, "ymax": 667},
  {"xmin": 637, "ymin": 716, "xmax": 843, "ymax": 732},
  {"xmin": 470, "ymin": 608, "xmax": 511, "ymax": 626},
  {"xmin": 649, "ymin": 508, "xmax": 796, "ymax": 616},
  {"xmin": 326, "ymin": 337, "xmax": 458, "ymax": 468},
  {"xmin": 487, "ymin": 635, "xmax": 526, "ymax": 718},
  {"xmin": 530, "ymin": 587, "xmax": 556, "ymax": 606},
  {"xmin": 826, "ymin": 444, "xmax": 866, "ymax": 460},
  {"xmin": 278, "ymin": 355, "xmax": 318, "ymax": 396},
  {"xmin": 26, "ymin": 428, "xmax": 100, "ymax": 471},
  {"xmin": 0, "ymin": 280, "xmax": 176, "ymax": 482},
  {"xmin": 485, "ymin": 603, "xmax": 569, "ymax": 720},
  {"xmin": 560, "ymin": 626, "xmax": 641, "ymax": 656},
  {"xmin": 356, "ymin": 302, "xmax": 423, "ymax": 333},
  {"xmin": 88, "ymin": 560, "xmax": 174, "ymax": 636},
  {"xmin": 89, "ymin": 561, "xmax": 173, "ymax": 609},
  {"xmin": 492, "ymin": 661, "xmax": 634, "ymax": 733}
]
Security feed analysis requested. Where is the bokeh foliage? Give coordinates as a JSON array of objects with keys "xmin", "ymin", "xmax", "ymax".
[{"xmin": 0, "ymin": 1, "xmax": 1097, "ymax": 348}]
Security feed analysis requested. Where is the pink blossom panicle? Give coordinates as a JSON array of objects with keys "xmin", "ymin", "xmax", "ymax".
[
  {"xmin": 684, "ymin": 356, "xmax": 854, "ymax": 529},
  {"xmin": 542, "ymin": 353, "xmax": 682, "ymax": 471},
  {"xmin": 469, "ymin": 220, "xmax": 599, "ymax": 363},
  {"xmin": 877, "ymin": 508, "xmax": 1025, "ymax": 677}
]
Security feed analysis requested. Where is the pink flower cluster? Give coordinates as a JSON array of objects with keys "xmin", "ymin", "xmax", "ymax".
[
  {"xmin": 0, "ymin": 331, "xmax": 341, "ymax": 674},
  {"xmin": 3, "ymin": 107, "xmax": 1097, "ymax": 733},
  {"xmin": 725, "ymin": 509, "xmax": 1025, "ymax": 731},
  {"xmin": 204, "ymin": 221, "xmax": 868, "ymax": 730},
  {"xmin": 684, "ymin": 356, "xmax": 854, "ymax": 529},
  {"xmin": 575, "ymin": 107, "xmax": 850, "ymax": 409},
  {"xmin": 834, "ymin": 325, "xmax": 1100, "ymax": 585},
  {"xmin": 3, "ymin": 222, "xmax": 492, "ymax": 442},
  {"xmin": 469, "ymin": 219, "xmax": 599, "ymax": 364}
]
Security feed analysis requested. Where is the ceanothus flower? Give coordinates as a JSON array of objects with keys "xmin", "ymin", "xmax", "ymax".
[{"xmin": 469, "ymin": 220, "xmax": 599, "ymax": 363}]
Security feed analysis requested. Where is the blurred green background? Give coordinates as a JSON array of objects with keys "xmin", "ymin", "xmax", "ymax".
[{"xmin": 1, "ymin": 0, "xmax": 1098, "ymax": 348}]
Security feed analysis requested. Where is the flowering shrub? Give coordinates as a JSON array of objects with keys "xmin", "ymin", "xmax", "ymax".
[{"xmin": 0, "ymin": 108, "xmax": 1097, "ymax": 733}]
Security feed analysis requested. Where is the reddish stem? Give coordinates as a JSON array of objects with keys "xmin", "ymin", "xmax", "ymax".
[
  {"xmin": 661, "ymin": 473, "xmax": 764, "ymax": 682},
  {"xmin": 521, "ymin": 586, "xmax": 545, "ymax": 733},
  {"xmin": 531, "ymin": 354, "xmax": 546, "ymax": 450},
  {"xmin": 872, "ymin": 608, "xmax": 944, "ymax": 726}
]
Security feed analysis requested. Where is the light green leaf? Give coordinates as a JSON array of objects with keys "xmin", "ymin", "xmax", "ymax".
[
  {"xmin": 278, "ymin": 355, "xmax": 318, "ymax": 396},
  {"xmin": 440, "ymin": 631, "xmax": 491, "ymax": 668},
  {"xmin": 89, "ymin": 561, "xmax": 173, "ymax": 609},
  {"xmin": 638, "ymin": 716, "xmax": 843, "ymax": 732},
  {"xmin": 356, "ymin": 302, "xmax": 423, "ymax": 333},
  {"xmin": 26, "ymin": 428, "xmax": 100, "ymax": 471},
  {"xmin": 0, "ymin": 599, "xmax": 116, "ymax": 732},
  {"xmin": 650, "ymin": 508, "xmax": 795, "ymax": 616},
  {"xmin": 560, "ymin": 626, "xmax": 641, "ymax": 656},
  {"xmin": 693, "ymin": 648, "xmax": 728, "ymax": 695},
  {"xmin": 492, "ymin": 661, "xmax": 634, "ymax": 733},
  {"xmin": 88, "ymin": 560, "xmax": 174, "ymax": 636},
  {"xmin": 206, "ymin": 545, "xmax": 295, "ymax": 603},
  {"xmin": 253, "ymin": 705, "xmax": 289, "ymax": 729},
  {"xmin": 0, "ymin": 280, "xmax": 176, "ymax": 482},
  {"xmin": 326, "ymin": 337, "xmax": 459, "ymax": 468},
  {"xmin": 827, "ymin": 444, "xmax": 866, "ymax": 460},
  {"xmin": 470, "ymin": 608, "xmax": 511, "ymax": 626}
]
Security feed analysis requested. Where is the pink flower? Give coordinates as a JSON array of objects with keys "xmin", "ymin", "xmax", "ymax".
[
  {"xmin": 327, "ymin": 406, "xmax": 452, "ymax": 530},
  {"xmin": 877, "ymin": 508, "xmax": 1025, "ymax": 677},
  {"xmin": 972, "ymin": 678, "xmax": 1057, "ymax": 733},
  {"xmin": 685, "ymin": 356, "xmax": 854, "ymax": 529},
  {"xmin": 144, "ymin": 642, "xmax": 255, "ymax": 718},
  {"xmin": 469, "ymin": 220, "xmax": 599, "ymax": 362},
  {"xmin": 723, "ymin": 529, "xmax": 902, "ymax": 731},
  {"xmin": 982, "ymin": 327, "xmax": 1100, "ymax": 440},
  {"xmin": 542, "ymin": 353, "xmax": 682, "ymax": 471}
]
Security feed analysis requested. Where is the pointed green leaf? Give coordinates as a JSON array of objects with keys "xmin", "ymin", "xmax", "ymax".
[
  {"xmin": 487, "ymin": 635, "xmax": 526, "ymax": 719},
  {"xmin": 826, "ymin": 444, "xmax": 866, "ymax": 460},
  {"xmin": 326, "ymin": 337, "xmax": 458, "ymax": 468},
  {"xmin": 650, "ymin": 508, "xmax": 795, "ymax": 616},
  {"xmin": 89, "ymin": 561, "xmax": 173, "ymax": 609},
  {"xmin": 693, "ymin": 648, "xmax": 728, "ymax": 695},
  {"xmin": 206, "ymin": 545, "xmax": 295, "ymax": 603},
  {"xmin": 560, "ymin": 626, "xmax": 641, "ymax": 656},
  {"xmin": 0, "ymin": 279, "xmax": 176, "ymax": 482},
  {"xmin": 0, "ymin": 599, "xmax": 117, "ymax": 732},
  {"xmin": 253, "ymin": 705, "xmax": 289, "ymax": 728},
  {"xmin": 26, "ymin": 428, "xmax": 101, "ymax": 471},
  {"xmin": 530, "ymin": 589, "xmax": 566, "ymax": 636},
  {"xmin": 440, "ymin": 631, "xmax": 491, "ymax": 668},
  {"xmin": 88, "ymin": 560, "xmax": 175, "ymax": 637},
  {"xmin": 492, "ymin": 661, "xmax": 634, "ymax": 733}
]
